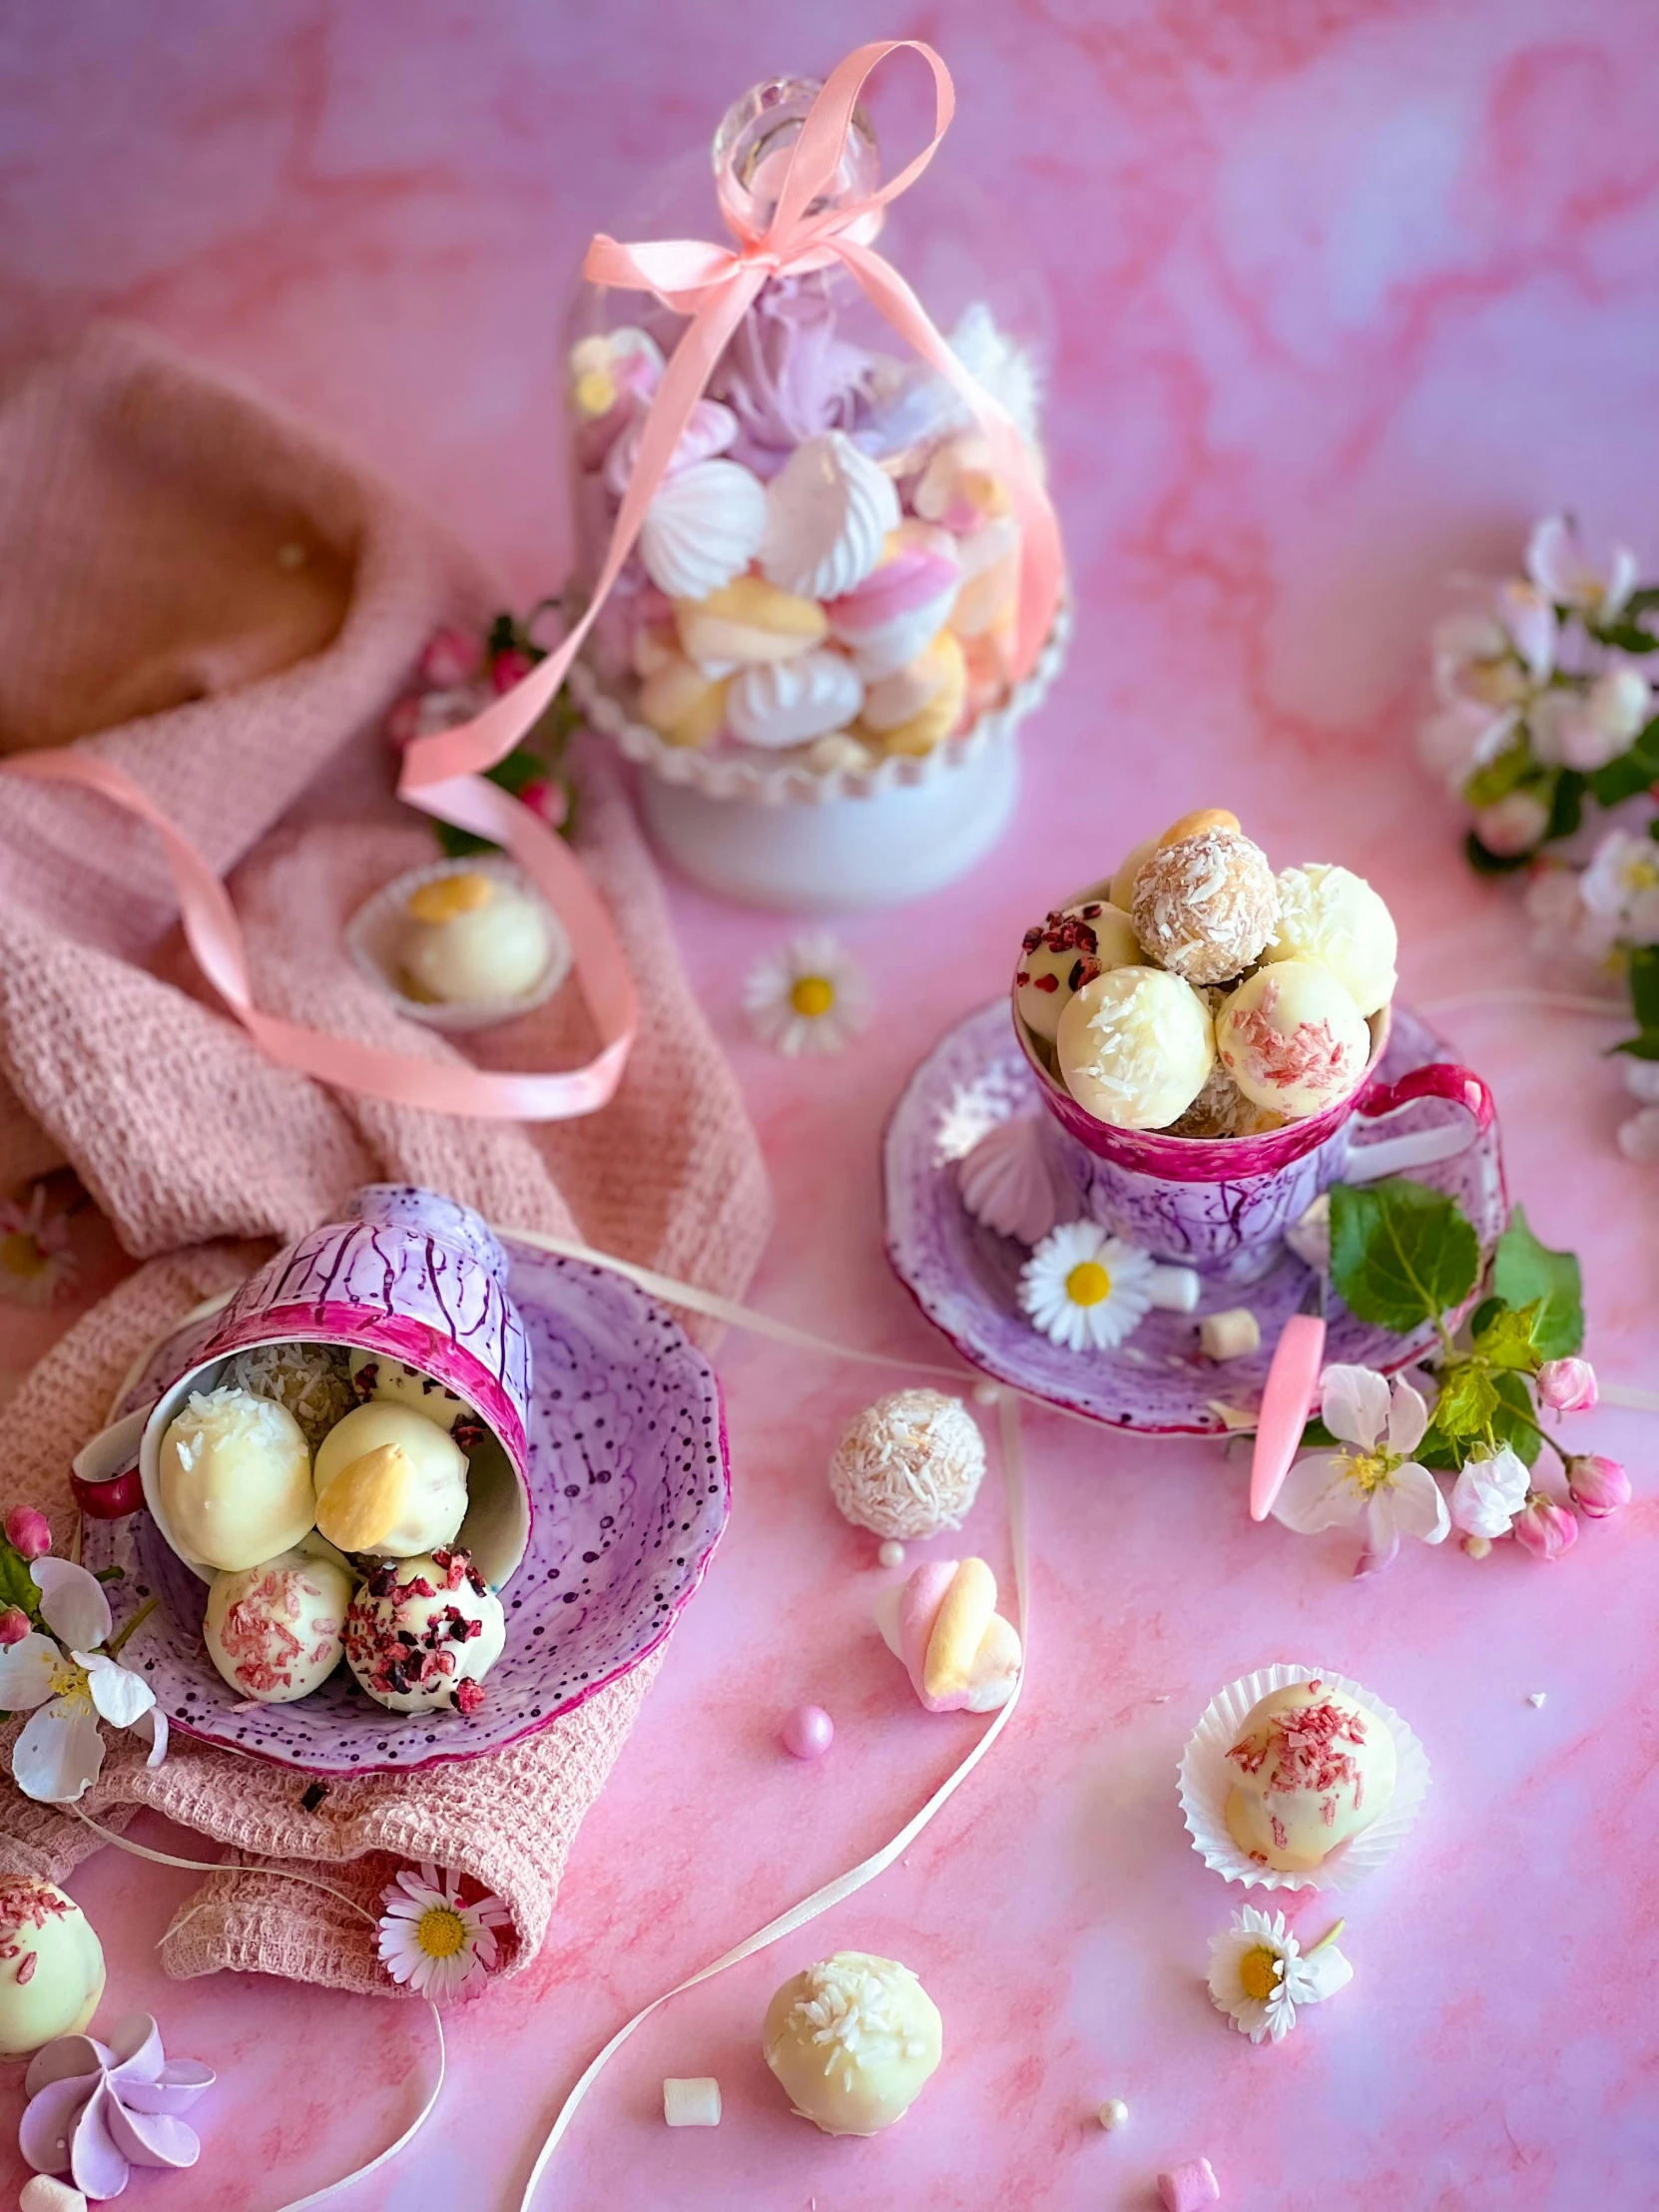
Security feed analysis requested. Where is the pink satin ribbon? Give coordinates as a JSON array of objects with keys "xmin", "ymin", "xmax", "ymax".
[
  {"xmin": 0, "ymin": 41, "xmax": 1057, "ymax": 1124},
  {"xmin": 402, "ymin": 37, "xmax": 1066, "ymax": 795}
]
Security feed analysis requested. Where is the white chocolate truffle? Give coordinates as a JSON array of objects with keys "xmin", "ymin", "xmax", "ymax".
[
  {"xmin": 1215, "ymin": 959, "xmax": 1370, "ymax": 1119},
  {"xmin": 1132, "ymin": 828, "xmax": 1280, "ymax": 986},
  {"xmin": 1014, "ymin": 899, "xmax": 1142, "ymax": 1045},
  {"xmin": 1224, "ymin": 1679, "xmax": 1395, "ymax": 1872},
  {"xmin": 0, "ymin": 1880, "xmax": 105, "ymax": 2057},
  {"xmin": 763, "ymin": 1952, "xmax": 942, "ymax": 2137},
  {"xmin": 1108, "ymin": 838, "xmax": 1156, "ymax": 912},
  {"xmin": 158, "ymin": 1386, "xmax": 315, "ymax": 1572},
  {"xmin": 346, "ymin": 1350, "xmax": 476, "ymax": 1435},
  {"xmin": 1264, "ymin": 863, "xmax": 1398, "ymax": 1018},
  {"xmin": 205, "ymin": 1547, "xmax": 353, "ymax": 1703},
  {"xmin": 1057, "ymin": 967, "xmax": 1215, "ymax": 1131},
  {"xmin": 828, "ymin": 1389, "xmax": 985, "ymax": 1539},
  {"xmin": 222, "ymin": 1342, "xmax": 356, "ymax": 1451},
  {"xmin": 343, "ymin": 1549, "xmax": 505, "ymax": 1714},
  {"xmin": 399, "ymin": 871, "xmax": 551, "ymax": 1004},
  {"xmin": 313, "ymin": 1402, "xmax": 469, "ymax": 1559}
]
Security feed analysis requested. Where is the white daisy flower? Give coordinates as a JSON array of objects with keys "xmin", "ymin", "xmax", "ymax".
[
  {"xmin": 0, "ymin": 1558, "xmax": 167, "ymax": 1803},
  {"xmin": 1017, "ymin": 1221, "xmax": 1155, "ymax": 1353},
  {"xmin": 378, "ymin": 1861, "xmax": 511, "ymax": 2003},
  {"xmin": 1272, "ymin": 1364, "xmax": 1449, "ymax": 1572},
  {"xmin": 0, "ymin": 1185, "xmax": 77, "ymax": 1309},
  {"xmin": 743, "ymin": 933, "xmax": 871, "ymax": 1057},
  {"xmin": 1207, "ymin": 1907, "xmax": 1353, "ymax": 2044}
]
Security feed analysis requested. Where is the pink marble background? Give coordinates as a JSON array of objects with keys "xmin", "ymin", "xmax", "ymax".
[{"xmin": 4, "ymin": 2, "xmax": 1659, "ymax": 2206}]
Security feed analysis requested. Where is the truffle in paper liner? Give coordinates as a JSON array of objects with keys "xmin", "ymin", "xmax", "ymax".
[
  {"xmin": 1178, "ymin": 1661, "xmax": 1430, "ymax": 1893},
  {"xmin": 346, "ymin": 856, "xmax": 572, "ymax": 1034}
]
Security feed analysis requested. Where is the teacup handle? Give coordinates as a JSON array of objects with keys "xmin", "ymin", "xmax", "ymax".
[
  {"xmin": 70, "ymin": 1406, "xmax": 148, "ymax": 1520},
  {"xmin": 1345, "ymin": 1062, "xmax": 1495, "ymax": 1185}
]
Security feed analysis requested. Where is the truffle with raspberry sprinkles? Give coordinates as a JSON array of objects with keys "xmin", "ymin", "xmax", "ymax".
[
  {"xmin": 343, "ymin": 1547, "xmax": 506, "ymax": 1716},
  {"xmin": 1131, "ymin": 826, "xmax": 1280, "ymax": 986},
  {"xmin": 1013, "ymin": 899, "xmax": 1140, "ymax": 1044},
  {"xmin": 1223, "ymin": 1680, "xmax": 1396, "ymax": 1873}
]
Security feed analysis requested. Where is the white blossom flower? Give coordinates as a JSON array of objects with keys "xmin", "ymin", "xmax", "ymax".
[
  {"xmin": 744, "ymin": 933, "xmax": 871, "ymax": 1056},
  {"xmin": 1448, "ymin": 1444, "xmax": 1530, "ymax": 1538},
  {"xmin": 1471, "ymin": 789, "xmax": 1550, "ymax": 859},
  {"xmin": 1207, "ymin": 1907, "xmax": 1353, "ymax": 2044},
  {"xmin": 1580, "ymin": 830, "xmax": 1659, "ymax": 946},
  {"xmin": 1617, "ymin": 1104, "xmax": 1659, "ymax": 1163},
  {"xmin": 1526, "ymin": 515, "xmax": 1638, "ymax": 622},
  {"xmin": 0, "ymin": 1186, "xmax": 76, "ymax": 1309},
  {"xmin": 1272, "ymin": 1365, "xmax": 1448, "ymax": 1570},
  {"xmin": 378, "ymin": 1862, "xmax": 510, "ymax": 2002},
  {"xmin": 1522, "ymin": 863, "xmax": 1617, "ymax": 965},
  {"xmin": 1017, "ymin": 1221, "xmax": 1154, "ymax": 1353},
  {"xmin": 0, "ymin": 1559, "xmax": 167, "ymax": 1803},
  {"xmin": 1529, "ymin": 667, "xmax": 1652, "ymax": 774}
]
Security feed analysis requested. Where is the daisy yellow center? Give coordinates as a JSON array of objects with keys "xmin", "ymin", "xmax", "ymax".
[
  {"xmin": 1626, "ymin": 857, "xmax": 1659, "ymax": 891},
  {"xmin": 1238, "ymin": 1946, "xmax": 1281, "ymax": 2002},
  {"xmin": 47, "ymin": 1655, "xmax": 92, "ymax": 1711},
  {"xmin": 0, "ymin": 1232, "xmax": 47, "ymax": 1278},
  {"xmin": 414, "ymin": 1905, "xmax": 469, "ymax": 1960},
  {"xmin": 1065, "ymin": 1260, "xmax": 1112, "ymax": 1307},
  {"xmin": 1349, "ymin": 1447, "xmax": 1399, "ymax": 1495},
  {"xmin": 790, "ymin": 975, "xmax": 835, "ymax": 1019}
]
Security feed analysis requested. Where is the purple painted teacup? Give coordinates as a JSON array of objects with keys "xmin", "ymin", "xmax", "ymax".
[
  {"xmin": 75, "ymin": 1186, "xmax": 533, "ymax": 1587},
  {"xmin": 1017, "ymin": 1008, "xmax": 1495, "ymax": 1282}
]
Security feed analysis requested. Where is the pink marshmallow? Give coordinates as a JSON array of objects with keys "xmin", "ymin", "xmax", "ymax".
[
  {"xmin": 1158, "ymin": 2156, "xmax": 1220, "ymax": 2210},
  {"xmin": 897, "ymin": 1559, "xmax": 959, "ymax": 1711}
]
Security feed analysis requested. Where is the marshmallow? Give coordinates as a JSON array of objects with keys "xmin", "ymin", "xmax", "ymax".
[
  {"xmin": 676, "ymin": 575, "xmax": 827, "ymax": 672},
  {"xmin": 662, "ymin": 2078, "xmax": 722, "ymax": 2128},
  {"xmin": 858, "ymin": 630, "xmax": 966, "ymax": 757},
  {"xmin": 1159, "ymin": 2157, "xmax": 1221, "ymax": 2210},
  {"xmin": 1199, "ymin": 1309, "xmax": 1262, "ymax": 1361},
  {"xmin": 874, "ymin": 1556, "xmax": 1022, "ymax": 1714},
  {"xmin": 827, "ymin": 523, "xmax": 960, "ymax": 679},
  {"xmin": 638, "ymin": 655, "xmax": 729, "ymax": 748}
]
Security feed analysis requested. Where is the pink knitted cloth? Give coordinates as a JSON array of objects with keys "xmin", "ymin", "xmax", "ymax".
[{"xmin": 0, "ymin": 324, "xmax": 772, "ymax": 1991}]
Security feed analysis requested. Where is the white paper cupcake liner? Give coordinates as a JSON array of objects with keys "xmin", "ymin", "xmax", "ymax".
[
  {"xmin": 345, "ymin": 856, "xmax": 573, "ymax": 1034},
  {"xmin": 1178, "ymin": 1662, "xmax": 1430, "ymax": 1893},
  {"xmin": 572, "ymin": 595, "xmax": 1072, "ymax": 808}
]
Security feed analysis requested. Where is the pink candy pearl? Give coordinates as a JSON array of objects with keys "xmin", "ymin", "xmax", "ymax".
[{"xmin": 780, "ymin": 1705, "xmax": 834, "ymax": 1760}]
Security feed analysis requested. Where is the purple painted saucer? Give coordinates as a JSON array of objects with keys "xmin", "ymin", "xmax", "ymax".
[
  {"xmin": 883, "ymin": 1001, "xmax": 1508, "ymax": 1435},
  {"xmin": 81, "ymin": 1240, "xmax": 728, "ymax": 1774}
]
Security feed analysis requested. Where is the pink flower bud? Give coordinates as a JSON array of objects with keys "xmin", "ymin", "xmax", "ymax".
[
  {"xmin": 420, "ymin": 628, "xmax": 483, "ymax": 689},
  {"xmin": 1537, "ymin": 1357, "xmax": 1597, "ymax": 1412},
  {"xmin": 518, "ymin": 777, "xmax": 567, "ymax": 829},
  {"xmin": 491, "ymin": 648, "xmax": 534, "ymax": 695},
  {"xmin": 4, "ymin": 1506, "xmax": 51, "ymax": 1560},
  {"xmin": 1566, "ymin": 1453, "xmax": 1631, "ymax": 1519},
  {"xmin": 1512, "ymin": 1494, "xmax": 1578, "ymax": 1562},
  {"xmin": 0, "ymin": 1607, "xmax": 30, "ymax": 1646},
  {"xmin": 386, "ymin": 693, "xmax": 424, "ymax": 751}
]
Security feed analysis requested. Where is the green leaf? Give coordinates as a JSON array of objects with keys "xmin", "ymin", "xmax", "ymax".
[
  {"xmin": 1329, "ymin": 1179, "xmax": 1481, "ymax": 1335},
  {"xmin": 1489, "ymin": 1369, "xmax": 1543, "ymax": 1466},
  {"xmin": 1463, "ymin": 738, "xmax": 1533, "ymax": 809},
  {"xmin": 1491, "ymin": 1206, "xmax": 1584, "ymax": 1360},
  {"xmin": 1585, "ymin": 620, "xmax": 1659, "ymax": 656},
  {"xmin": 1472, "ymin": 1299, "xmax": 1542, "ymax": 1372},
  {"xmin": 1587, "ymin": 718, "xmax": 1659, "ymax": 807},
  {"xmin": 1299, "ymin": 1415, "xmax": 1339, "ymax": 1450},
  {"xmin": 1414, "ymin": 1421, "xmax": 1463, "ymax": 1473},
  {"xmin": 1612, "ymin": 1028, "xmax": 1659, "ymax": 1062},
  {"xmin": 1628, "ymin": 947, "xmax": 1659, "ymax": 1034},
  {"xmin": 1433, "ymin": 1360, "xmax": 1500, "ymax": 1442},
  {"xmin": 1545, "ymin": 768, "xmax": 1585, "ymax": 843},
  {"xmin": 1464, "ymin": 830, "xmax": 1531, "ymax": 875},
  {"xmin": 0, "ymin": 1546, "xmax": 39, "ymax": 1620}
]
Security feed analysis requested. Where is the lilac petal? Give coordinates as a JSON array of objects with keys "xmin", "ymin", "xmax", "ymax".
[
  {"xmin": 104, "ymin": 2095, "xmax": 202, "ymax": 2170},
  {"xmin": 104, "ymin": 2012, "xmax": 164, "ymax": 2079},
  {"xmin": 69, "ymin": 2080, "xmax": 133, "ymax": 2200},
  {"xmin": 24, "ymin": 2034, "xmax": 110, "ymax": 2098},
  {"xmin": 19, "ymin": 2072, "xmax": 95, "ymax": 2171},
  {"xmin": 122, "ymin": 2062, "xmax": 215, "ymax": 2115}
]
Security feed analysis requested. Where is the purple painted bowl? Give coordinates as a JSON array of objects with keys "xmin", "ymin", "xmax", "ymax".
[
  {"xmin": 77, "ymin": 1187, "xmax": 536, "ymax": 1588},
  {"xmin": 79, "ymin": 1234, "xmax": 729, "ymax": 1774},
  {"xmin": 1015, "ymin": 1000, "xmax": 1494, "ymax": 1281}
]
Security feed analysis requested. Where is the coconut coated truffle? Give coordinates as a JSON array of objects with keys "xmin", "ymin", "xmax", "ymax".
[
  {"xmin": 1131, "ymin": 828, "xmax": 1280, "ymax": 987},
  {"xmin": 1057, "ymin": 966, "xmax": 1215, "ymax": 1130},
  {"xmin": 763, "ymin": 1951, "xmax": 942, "ymax": 2136},
  {"xmin": 158, "ymin": 1386, "xmax": 316, "ymax": 1572},
  {"xmin": 828, "ymin": 1389, "xmax": 985, "ymax": 1540}
]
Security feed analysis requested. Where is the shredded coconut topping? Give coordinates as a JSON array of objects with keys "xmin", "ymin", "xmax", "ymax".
[
  {"xmin": 1132, "ymin": 829, "xmax": 1279, "ymax": 985},
  {"xmin": 787, "ymin": 1955, "xmax": 926, "ymax": 2075},
  {"xmin": 828, "ymin": 1389, "xmax": 985, "ymax": 1539},
  {"xmin": 224, "ymin": 1342, "xmax": 357, "ymax": 1450}
]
